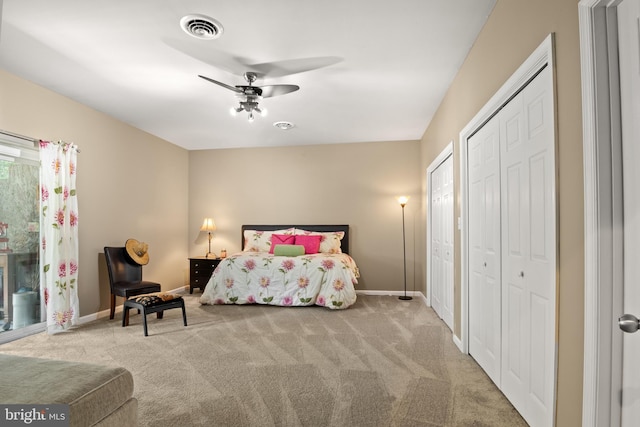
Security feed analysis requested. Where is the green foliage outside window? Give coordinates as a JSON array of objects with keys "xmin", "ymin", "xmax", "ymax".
[{"xmin": 0, "ymin": 160, "xmax": 9, "ymax": 180}]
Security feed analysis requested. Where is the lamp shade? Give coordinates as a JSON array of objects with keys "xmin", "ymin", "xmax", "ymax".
[
  {"xmin": 397, "ymin": 196, "xmax": 409, "ymax": 207},
  {"xmin": 200, "ymin": 218, "xmax": 217, "ymax": 232}
]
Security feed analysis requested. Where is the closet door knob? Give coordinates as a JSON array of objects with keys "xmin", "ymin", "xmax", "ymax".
[
  {"xmin": 619, "ymin": 314, "xmax": 640, "ymax": 333},
  {"xmin": 519, "ymin": 271, "xmax": 524, "ymax": 278}
]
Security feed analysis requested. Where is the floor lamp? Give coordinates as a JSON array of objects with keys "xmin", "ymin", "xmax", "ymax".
[{"xmin": 398, "ymin": 196, "xmax": 412, "ymax": 300}]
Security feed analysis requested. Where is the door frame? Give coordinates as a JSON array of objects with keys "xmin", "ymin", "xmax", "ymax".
[
  {"xmin": 458, "ymin": 34, "xmax": 556, "ymax": 354},
  {"xmin": 578, "ymin": 1, "xmax": 624, "ymax": 426},
  {"xmin": 426, "ymin": 142, "xmax": 454, "ymax": 328}
]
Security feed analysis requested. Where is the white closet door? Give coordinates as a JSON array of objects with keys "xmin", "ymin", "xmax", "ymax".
[
  {"xmin": 441, "ymin": 155, "xmax": 454, "ymax": 330},
  {"xmin": 430, "ymin": 154, "xmax": 454, "ymax": 331},
  {"xmin": 431, "ymin": 165, "xmax": 444, "ymax": 317},
  {"xmin": 468, "ymin": 116, "xmax": 502, "ymax": 385},
  {"xmin": 500, "ymin": 66, "xmax": 555, "ymax": 427},
  {"xmin": 619, "ymin": 0, "xmax": 640, "ymax": 424}
]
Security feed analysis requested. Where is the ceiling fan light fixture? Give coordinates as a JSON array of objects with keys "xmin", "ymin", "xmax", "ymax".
[
  {"xmin": 273, "ymin": 121, "xmax": 295, "ymax": 130},
  {"xmin": 229, "ymin": 99, "xmax": 267, "ymax": 121},
  {"xmin": 180, "ymin": 14, "xmax": 224, "ymax": 40}
]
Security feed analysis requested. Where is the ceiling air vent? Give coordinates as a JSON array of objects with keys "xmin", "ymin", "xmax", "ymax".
[{"xmin": 180, "ymin": 14, "xmax": 223, "ymax": 40}]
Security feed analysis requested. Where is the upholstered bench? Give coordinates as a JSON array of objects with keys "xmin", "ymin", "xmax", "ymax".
[
  {"xmin": 122, "ymin": 295, "xmax": 187, "ymax": 336},
  {"xmin": 0, "ymin": 354, "xmax": 137, "ymax": 427}
]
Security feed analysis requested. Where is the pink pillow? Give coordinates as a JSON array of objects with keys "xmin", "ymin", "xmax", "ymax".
[
  {"xmin": 269, "ymin": 234, "xmax": 295, "ymax": 253},
  {"xmin": 295, "ymin": 234, "xmax": 322, "ymax": 254}
]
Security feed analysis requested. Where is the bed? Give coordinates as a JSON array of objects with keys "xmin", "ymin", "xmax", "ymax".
[{"xmin": 199, "ymin": 225, "xmax": 359, "ymax": 309}]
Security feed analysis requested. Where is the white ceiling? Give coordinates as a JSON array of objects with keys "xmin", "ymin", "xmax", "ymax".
[{"xmin": 0, "ymin": 0, "xmax": 495, "ymax": 150}]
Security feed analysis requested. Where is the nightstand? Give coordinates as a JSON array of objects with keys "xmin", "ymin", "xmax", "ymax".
[{"xmin": 188, "ymin": 257, "xmax": 221, "ymax": 294}]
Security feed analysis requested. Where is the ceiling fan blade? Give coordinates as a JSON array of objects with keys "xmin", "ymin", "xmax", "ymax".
[
  {"xmin": 198, "ymin": 75, "xmax": 244, "ymax": 94},
  {"xmin": 164, "ymin": 38, "xmax": 246, "ymax": 76},
  {"xmin": 259, "ymin": 84, "xmax": 300, "ymax": 98},
  {"xmin": 164, "ymin": 38, "xmax": 341, "ymax": 79},
  {"xmin": 248, "ymin": 57, "xmax": 343, "ymax": 78}
]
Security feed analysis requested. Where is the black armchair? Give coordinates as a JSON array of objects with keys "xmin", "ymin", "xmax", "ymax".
[{"xmin": 104, "ymin": 246, "xmax": 161, "ymax": 322}]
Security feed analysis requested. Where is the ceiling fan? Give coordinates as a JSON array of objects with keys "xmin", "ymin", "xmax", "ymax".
[{"xmin": 198, "ymin": 72, "xmax": 299, "ymax": 122}]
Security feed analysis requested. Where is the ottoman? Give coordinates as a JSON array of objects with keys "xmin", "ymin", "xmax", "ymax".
[
  {"xmin": 122, "ymin": 295, "xmax": 187, "ymax": 336},
  {"xmin": 0, "ymin": 354, "xmax": 137, "ymax": 427}
]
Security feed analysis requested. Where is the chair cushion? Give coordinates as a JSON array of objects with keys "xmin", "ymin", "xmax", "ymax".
[
  {"xmin": 131, "ymin": 295, "xmax": 163, "ymax": 306},
  {"xmin": 130, "ymin": 295, "xmax": 183, "ymax": 307}
]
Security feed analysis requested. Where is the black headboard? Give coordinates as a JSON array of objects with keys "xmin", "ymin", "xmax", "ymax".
[{"xmin": 241, "ymin": 225, "xmax": 350, "ymax": 254}]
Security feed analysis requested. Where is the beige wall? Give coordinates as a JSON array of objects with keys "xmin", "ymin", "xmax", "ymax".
[
  {"xmin": 0, "ymin": 69, "xmax": 190, "ymax": 316},
  {"xmin": 419, "ymin": 0, "xmax": 583, "ymax": 425},
  {"xmin": 188, "ymin": 141, "xmax": 422, "ymax": 293}
]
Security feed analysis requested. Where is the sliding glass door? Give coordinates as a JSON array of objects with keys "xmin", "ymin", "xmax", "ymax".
[{"xmin": 0, "ymin": 135, "xmax": 41, "ymax": 339}]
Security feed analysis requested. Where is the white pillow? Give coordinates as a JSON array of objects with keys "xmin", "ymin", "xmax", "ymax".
[
  {"xmin": 294, "ymin": 229, "xmax": 344, "ymax": 254},
  {"xmin": 243, "ymin": 228, "xmax": 294, "ymax": 252}
]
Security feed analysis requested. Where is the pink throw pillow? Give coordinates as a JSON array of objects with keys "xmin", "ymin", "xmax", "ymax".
[
  {"xmin": 269, "ymin": 234, "xmax": 295, "ymax": 253},
  {"xmin": 295, "ymin": 234, "xmax": 322, "ymax": 254}
]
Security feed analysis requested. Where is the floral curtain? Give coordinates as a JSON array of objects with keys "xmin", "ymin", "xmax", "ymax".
[{"xmin": 39, "ymin": 140, "xmax": 79, "ymax": 333}]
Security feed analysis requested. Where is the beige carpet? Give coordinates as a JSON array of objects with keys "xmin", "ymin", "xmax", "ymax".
[{"xmin": 0, "ymin": 294, "xmax": 527, "ymax": 426}]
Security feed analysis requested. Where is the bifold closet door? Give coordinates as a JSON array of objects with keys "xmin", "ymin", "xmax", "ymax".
[
  {"xmin": 430, "ymin": 154, "xmax": 454, "ymax": 330},
  {"xmin": 467, "ymin": 116, "xmax": 502, "ymax": 385},
  {"xmin": 441, "ymin": 155, "xmax": 454, "ymax": 330},
  {"xmin": 431, "ymin": 163, "xmax": 444, "ymax": 319},
  {"xmin": 499, "ymin": 65, "xmax": 555, "ymax": 426},
  {"xmin": 467, "ymin": 65, "xmax": 556, "ymax": 427}
]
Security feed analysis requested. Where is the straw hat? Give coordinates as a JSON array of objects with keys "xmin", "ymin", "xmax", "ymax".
[{"xmin": 125, "ymin": 239, "xmax": 149, "ymax": 265}]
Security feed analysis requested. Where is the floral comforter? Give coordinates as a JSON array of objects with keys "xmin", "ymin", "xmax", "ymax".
[{"xmin": 199, "ymin": 252, "xmax": 359, "ymax": 309}]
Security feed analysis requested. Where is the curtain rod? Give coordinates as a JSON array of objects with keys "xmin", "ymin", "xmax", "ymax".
[{"xmin": 0, "ymin": 129, "xmax": 80, "ymax": 153}]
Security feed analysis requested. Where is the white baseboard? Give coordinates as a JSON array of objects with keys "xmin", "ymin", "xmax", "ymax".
[
  {"xmin": 416, "ymin": 292, "xmax": 429, "ymax": 306},
  {"xmin": 453, "ymin": 334, "xmax": 464, "ymax": 353}
]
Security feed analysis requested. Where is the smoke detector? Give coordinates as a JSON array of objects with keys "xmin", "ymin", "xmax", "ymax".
[{"xmin": 180, "ymin": 14, "xmax": 224, "ymax": 40}]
